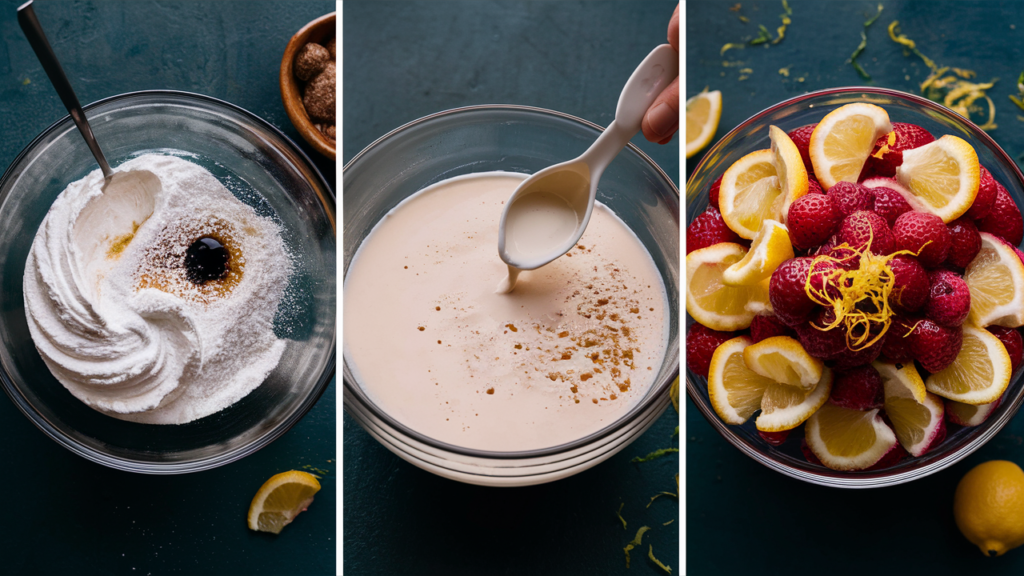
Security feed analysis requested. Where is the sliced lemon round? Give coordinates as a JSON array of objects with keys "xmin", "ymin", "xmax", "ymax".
[
  {"xmin": 895, "ymin": 135, "xmax": 980, "ymax": 222},
  {"xmin": 926, "ymin": 325, "xmax": 1012, "ymax": 405},
  {"xmin": 707, "ymin": 336, "xmax": 775, "ymax": 425},
  {"xmin": 965, "ymin": 233, "xmax": 1024, "ymax": 328},
  {"xmin": 686, "ymin": 243, "xmax": 770, "ymax": 331},
  {"xmin": 872, "ymin": 360, "xmax": 927, "ymax": 404},
  {"xmin": 247, "ymin": 470, "xmax": 321, "ymax": 534},
  {"xmin": 768, "ymin": 125, "xmax": 810, "ymax": 221},
  {"xmin": 804, "ymin": 403, "xmax": 898, "ymax": 471},
  {"xmin": 880, "ymin": 361, "xmax": 945, "ymax": 457},
  {"xmin": 742, "ymin": 335, "xmax": 823, "ymax": 390},
  {"xmin": 685, "ymin": 89, "xmax": 722, "ymax": 159},
  {"xmin": 722, "ymin": 219, "xmax": 794, "ymax": 286},
  {"xmin": 808, "ymin": 103, "xmax": 892, "ymax": 190},
  {"xmin": 718, "ymin": 149, "xmax": 781, "ymax": 239},
  {"xmin": 755, "ymin": 368, "xmax": 832, "ymax": 432}
]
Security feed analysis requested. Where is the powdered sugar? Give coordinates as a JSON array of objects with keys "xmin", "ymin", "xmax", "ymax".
[{"xmin": 24, "ymin": 154, "xmax": 292, "ymax": 424}]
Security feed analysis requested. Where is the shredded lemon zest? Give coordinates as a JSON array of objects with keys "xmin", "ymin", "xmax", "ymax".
[
  {"xmin": 646, "ymin": 491, "xmax": 678, "ymax": 509},
  {"xmin": 632, "ymin": 448, "xmax": 679, "ymax": 463},
  {"xmin": 617, "ymin": 502, "xmax": 627, "ymax": 530},
  {"xmin": 649, "ymin": 545, "xmax": 673, "ymax": 574},
  {"xmin": 803, "ymin": 232, "xmax": 921, "ymax": 351},
  {"xmin": 721, "ymin": 42, "xmax": 745, "ymax": 56},
  {"xmin": 624, "ymin": 526, "xmax": 651, "ymax": 568}
]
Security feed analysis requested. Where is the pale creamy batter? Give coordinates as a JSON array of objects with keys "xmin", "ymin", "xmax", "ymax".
[{"xmin": 344, "ymin": 172, "xmax": 669, "ymax": 451}]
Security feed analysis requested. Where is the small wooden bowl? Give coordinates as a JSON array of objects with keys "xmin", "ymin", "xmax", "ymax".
[{"xmin": 280, "ymin": 12, "xmax": 336, "ymax": 161}]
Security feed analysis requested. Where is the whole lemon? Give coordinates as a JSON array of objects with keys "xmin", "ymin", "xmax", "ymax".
[{"xmin": 954, "ymin": 460, "xmax": 1024, "ymax": 557}]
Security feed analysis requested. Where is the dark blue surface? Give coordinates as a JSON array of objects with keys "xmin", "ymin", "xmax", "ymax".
[
  {"xmin": 687, "ymin": 2, "xmax": 1024, "ymax": 575},
  {"xmin": 0, "ymin": 2, "xmax": 336, "ymax": 574},
  {"xmin": 343, "ymin": 2, "xmax": 679, "ymax": 574}
]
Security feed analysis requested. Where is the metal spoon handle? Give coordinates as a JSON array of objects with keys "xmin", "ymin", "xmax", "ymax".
[{"xmin": 17, "ymin": 0, "xmax": 112, "ymax": 179}]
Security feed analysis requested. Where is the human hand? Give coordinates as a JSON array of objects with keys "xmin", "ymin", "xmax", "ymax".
[{"xmin": 641, "ymin": 3, "xmax": 679, "ymax": 144}]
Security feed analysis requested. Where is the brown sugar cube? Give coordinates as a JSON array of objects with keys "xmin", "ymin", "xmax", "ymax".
[
  {"xmin": 293, "ymin": 42, "xmax": 330, "ymax": 82},
  {"xmin": 303, "ymin": 61, "xmax": 335, "ymax": 123},
  {"xmin": 325, "ymin": 36, "xmax": 336, "ymax": 59},
  {"xmin": 322, "ymin": 124, "xmax": 336, "ymax": 140}
]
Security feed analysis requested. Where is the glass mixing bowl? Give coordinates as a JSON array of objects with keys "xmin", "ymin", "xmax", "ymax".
[
  {"xmin": 0, "ymin": 91, "xmax": 336, "ymax": 474},
  {"xmin": 687, "ymin": 86, "xmax": 1024, "ymax": 488},
  {"xmin": 343, "ymin": 105, "xmax": 679, "ymax": 487}
]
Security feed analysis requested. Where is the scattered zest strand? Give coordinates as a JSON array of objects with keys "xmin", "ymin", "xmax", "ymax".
[{"xmin": 848, "ymin": 3, "xmax": 883, "ymax": 80}]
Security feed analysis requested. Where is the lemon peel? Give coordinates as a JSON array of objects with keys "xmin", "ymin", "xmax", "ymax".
[
  {"xmin": 631, "ymin": 448, "xmax": 679, "ymax": 463},
  {"xmin": 803, "ymin": 235, "xmax": 920, "ymax": 351},
  {"xmin": 648, "ymin": 545, "xmax": 673, "ymax": 574},
  {"xmin": 646, "ymin": 491, "xmax": 678, "ymax": 508},
  {"xmin": 617, "ymin": 502, "xmax": 627, "ymax": 530},
  {"xmin": 623, "ymin": 526, "xmax": 651, "ymax": 568}
]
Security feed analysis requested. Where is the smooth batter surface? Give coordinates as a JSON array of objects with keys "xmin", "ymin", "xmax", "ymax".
[{"xmin": 344, "ymin": 172, "xmax": 668, "ymax": 451}]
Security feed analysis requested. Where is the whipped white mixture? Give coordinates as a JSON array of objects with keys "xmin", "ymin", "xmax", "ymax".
[
  {"xmin": 344, "ymin": 172, "xmax": 669, "ymax": 451},
  {"xmin": 24, "ymin": 154, "xmax": 291, "ymax": 424}
]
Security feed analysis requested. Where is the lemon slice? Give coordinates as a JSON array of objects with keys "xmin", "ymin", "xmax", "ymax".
[
  {"xmin": 926, "ymin": 325, "xmax": 1012, "ymax": 405},
  {"xmin": 946, "ymin": 397, "xmax": 1001, "ymax": 426},
  {"xmin": 880, "ymin": 361, "xmax": 945, "ymax": 456},
  {"xmin": 718, "ymin": 150, "xmax": 782, "ymax": 239},
  {"xmin": 686, "ymin": 243, "xmax": 770, "ymax": 331},
  {"xmin": 872, "ymin": 360, "xmax": 927, "ymax": 403},
  {"xmin": 685, "ymin": 90, "xmax": 722, "ymax": 158},
  {"xmin": 895, "ymin": 135, "xmax": 980, "ymax": 222},
  {"xmin": 804, "ymin": 403, "xmax": 898, "ymax": 471},
  {"xmin": 965, "ymin": 233, "xmax": 1024, "ymax": 328},
  {"xmin": 247, "ymin": 470, "xmax": 321, "ymax": 534},
  {"xmin": 768, "ymin": 125, "xmax": 810, "ymax": 221},
  {"xmin": 808, "ymin": 103, "xmax": 892, "ymax": 190},
  {"xmin": 708, "ymin": 336, "xmax": 775, "ymax": 424},
  {"xmin": 755, "ymin": 368, "xmax": 833, "ymax": 432},
  {"xmin": 722, "ymin": 219, "xmax": 794, "ymax": 286},
  {"xmin": 743, "ymin": 335, "xmax": 823, "ymax": 390}
]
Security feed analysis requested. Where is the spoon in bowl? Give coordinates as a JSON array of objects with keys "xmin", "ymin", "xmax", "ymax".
[{"xmin": 496, "ymin": 43, "xmax": 678, "ymax": 293}]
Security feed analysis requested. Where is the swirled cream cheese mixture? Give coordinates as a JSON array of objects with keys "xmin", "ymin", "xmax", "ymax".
[{"xmin": 24, "ymin": 154, "xmax": 291, "ymax": 424}]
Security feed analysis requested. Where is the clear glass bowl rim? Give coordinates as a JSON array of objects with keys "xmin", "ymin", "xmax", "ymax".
[
  {"xmin": 0, "ymin": 89, "xmax": 337, "ymax": 474},
  {"xmin": 686, "ymin": 85, "xmax": 1024, "ymax": 488},
  {"xmin": 343, "ymin": 103, "xmax": 680, "ymax": 460}
]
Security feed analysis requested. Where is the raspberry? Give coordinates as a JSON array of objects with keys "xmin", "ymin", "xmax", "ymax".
[
  {"xmin": 863, "ymin": 122, "xmax": 936, "ymax": 178},
  {"xmin": 749, "ymin": 313, "xmax": 796, "ymax": 343},
  {"xmin": 827, "ymin": 244, "xmax": 861, "ymax": 270},
  {"xmin": 864, "ymin": 443, "xmax": 908, "ymax": 471},
  {"xmin": 788, "ymin": 124, "xmax": 816, "ymax": 176},
  {"xmin": 787, "ymin": 193, "xmax": 842, "ymax": 251},
  {"xmin": 909, "ymin": 319, "xmax": 963, "ymax": 373},
  {"xmin": 708, "ymin": 175, "xmax": 723, "ymax": 210},
  {"xmin": 827, "ymin": 181, "xmax": 875, "ymax": 217},
  {"xmin": 871, "ymin": 186, "xmax": 913, "ymax": 227},
  {"xmin": 892, "ymin": 211, "xmax": 951, "ymax": 268},
  {"xmin": 686, "ymin": 323, "xmax": 734, "ymax": 378},
  {"xmin": 987, "ymin": 326, "xmax": 1023, "ymax": 373},
  {"xmin": 769, "ymin": 257, "xmax": 820, "ymax": 327},
  {"xmin": 814, "ymin": 234, "xmax": 839, "ymax": 256},
  {"xmin": 759, "ymin": 430, "xmax": 790, "ymax": 446},
  {"xmin": 801, "ymin": 438, "xmax": 824, "ymax": 466},
  {"xmin": 830, "ymin": 324, "xmax": 885, "ymax": 369},
  {"xmin": 687, "ymin": 205, "xmax": 742, "ymax": 254},
  {"xmin": 964, "ymin": 166, "xmax": 998, "ymax": 220},
  {"xmin": 829, "ymin": 365, "xmax": 884, "ymax": 410},
  {"xmin": 924, "ymin": 270, "xmax": 971, "ymax": 327},
  {"xmin": 978, "ymin": 181, "xmax": 1024, "ymax": 246},
  {"xmin": 887, "ymin": 255, "xmax": 929, "ymax": 313},
  {"xmin": 795, "ymin": 308, "xmax": 848, "ymax": 360},
  {"xmin": 881, "ymin": 315, "xmax": 916, "ymax": 362},
  {"xmin": 807, "ymin": 177, "xmax": 824, "ymax": 195},
  {"xmin": 944, "ymin": 218, "xmax": 982, "ymax": 270},
  {"xmin": 839, "ymin": 210, "xmax": 894, "ymax": 255}
]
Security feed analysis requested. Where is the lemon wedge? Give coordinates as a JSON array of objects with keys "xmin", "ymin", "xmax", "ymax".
[
  {"xmin": 247, "ymin": 470, "xmax": 322, "ymax": 534},
  {"xmin": 722, "ymin": 219, "xmax": 794, "ymax": 286},
  {"xmin": 707, "ymin": 336, "xmax": 775, "ymax": 424},
  {"xmin": 755, "ymin": 369, "xmax": 832, "ymax": 432},
  {"xmin": 686, "ymin": 243, "xmax": 770, "ymax": 331},
  {"xmin": 743, "ymin": 335, "xmax": 823, "ymax": 390},
  {"xmin": 964, "ymin": 233, "xmax": 1024, "ymax": 328},
  {"xmin": 926, "ymin": 325, "xmax": 1012, "ymax": 405},
  {"xmin": 895, "ymin": 135, "xmax": 980, "ymax": 222},
  {"xmin": 804, "ymin": 403, "xmax": 898, "ymax": 471},
  {"xmin": 685, "ymin": 90, "xmax": 722, "ymax": 159},
  {"xmin": 878, "ymin": 361, "xmax": 945, "ymax": 457},
  {"xmin": 809, "ymin": 103, "xmax": 892, "ymax": 190}
]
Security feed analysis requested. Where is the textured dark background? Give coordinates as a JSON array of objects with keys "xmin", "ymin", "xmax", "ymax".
[
  {"xmin": 343, "ymin": 1, "xmax": 679, "ymax": 575},
  {"xmin": 0, "ymin": 2, "xmax": 336, "ymax": 575},
  {"xmin": 687, "ymin": 2, "xmax": 1024, "ymax": 575}
]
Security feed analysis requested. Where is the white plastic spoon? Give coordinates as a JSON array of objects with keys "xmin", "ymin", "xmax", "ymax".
[{"xmin": 496, "ymin": 43, "xmax": 678, "ymax": 293}]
